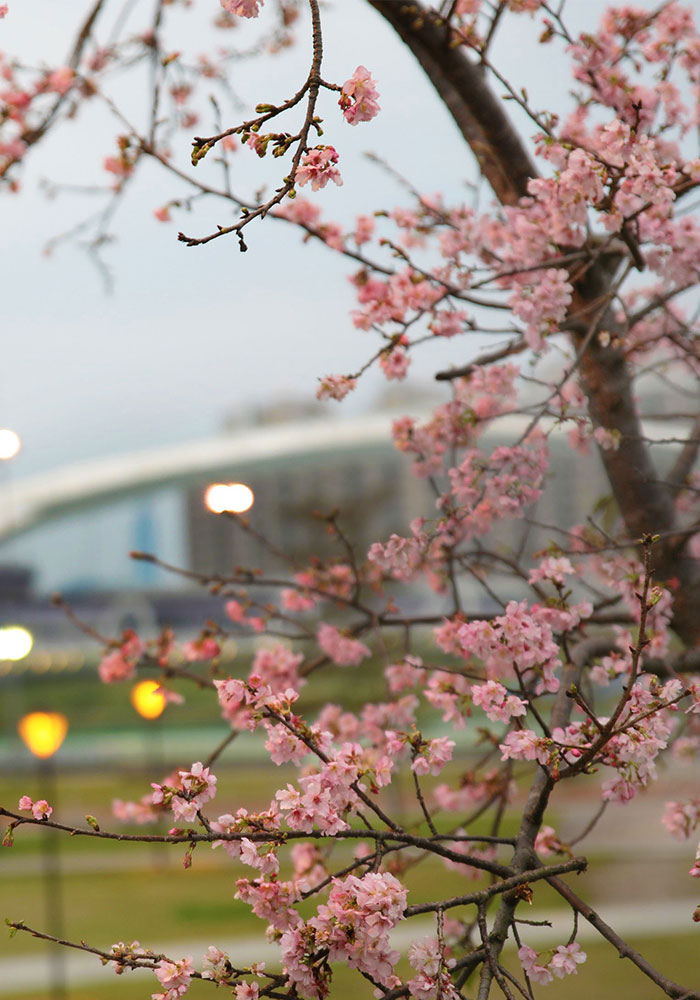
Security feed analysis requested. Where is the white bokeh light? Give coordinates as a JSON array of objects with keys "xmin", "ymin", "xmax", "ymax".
[
  {"xmin": 0, "ymin": 429, "xmax": 21, "ymax": 461},
  {"xmin": 204, "ymin": 482, "xmax": 255, "ymax": 514},
  {"xmin": 0, "ymin": 625, "xmax": 34, "ymax": 661}
]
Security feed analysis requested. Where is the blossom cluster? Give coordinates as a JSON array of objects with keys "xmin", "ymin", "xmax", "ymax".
[
  {"xmin": 153, "ymin": 956, "xmax": 194, "ymax": 1000},
  {"xmin": 339, "ymin": 66, "xmax": 380, "ymax": 125},
  {"xmin": 280, "ymin": 872, "xmax": 407, "ymax": 997},
  {"xmin": 151, "ymin": 762, "xmax": 218, "ymax": 825},
  {"xmin": 518, "ymin": 942, "xmax": 587, "ymax": 984},
  {"xmin": 98, "ymin": 628, "xmax": 143, "ymax": 684},
  {"xmin": 18, "ymin": 796, "xmax": 52, "ymax": 821}
]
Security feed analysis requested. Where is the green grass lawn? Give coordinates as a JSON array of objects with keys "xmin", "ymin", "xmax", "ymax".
[
  {"xmin": 2, "ymin": 758, "xmax": 696, "ymax": 949},
  {"xmin": 3, "ymin": 861, "xmax": 249, "ymax": 952},
  {"xmin": 5, "ymin": 932, "xmax": 699, "ymax": 1000},
  {"xmin": 3, "ymin": 673, "xmax": 699, "ymax": 1000},
  {"xmin": 1, "ymin": 645, "xmax": 407, "ymax": 738}
]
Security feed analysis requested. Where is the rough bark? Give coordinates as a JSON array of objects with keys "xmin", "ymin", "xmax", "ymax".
[{"xmin": 368, "ymin": 0, "xmax": 700, "ymax": 646}]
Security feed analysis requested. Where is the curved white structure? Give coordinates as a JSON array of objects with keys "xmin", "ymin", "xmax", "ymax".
[
  {"xmin": 0, "ymin": 414, "xmax": 396, "ymax": 542},
  {"xmin": 0, "ymin": 409, "xmax": 680, "ymax": 545}
]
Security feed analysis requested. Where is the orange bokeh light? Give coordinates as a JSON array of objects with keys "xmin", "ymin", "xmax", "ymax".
[
  {"xmin": 131, "ymin": 680, "xmax": 166, "ymax": 720},
  {"xmin": 18, "ymin": 712, "xmax": 69, "ymax": 759}
]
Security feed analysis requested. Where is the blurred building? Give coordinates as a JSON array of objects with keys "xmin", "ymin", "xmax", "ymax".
[
  {"xmin": 186, "ymin": 435, "xmax": 429, "ymax": 576},
  {"xmin": 0, "ymin": 400, "xmax": 650, "ymax": 676},
  {"xmin": 0, "ymin": 406, "xmax": 434, "ymax": 592}
]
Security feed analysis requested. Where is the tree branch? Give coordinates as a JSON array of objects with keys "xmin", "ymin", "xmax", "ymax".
[
  {"xmin": 547, "ymin": 876, "xmax": 700, "ymax": 1000},
  {"xmin": 367, "ymin": 0, "xmax": 700, "ymax": 645},
  {"xmin": 367, "ymin": 1, "xmax": 537, "ymax": 206}
]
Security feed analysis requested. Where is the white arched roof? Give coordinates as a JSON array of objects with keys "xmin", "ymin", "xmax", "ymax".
[
  {"xmin": 0, "ymin": 410, "xmax": 680, "ymax": 543},
  {"xmin": 0, "ymin": 413, "xmax": 398, "ymax": 542}
]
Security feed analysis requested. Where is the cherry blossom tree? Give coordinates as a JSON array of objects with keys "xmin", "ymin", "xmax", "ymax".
[{"xmin": 3, "ymin": 2, "xmax": 700, "ymax": 999}]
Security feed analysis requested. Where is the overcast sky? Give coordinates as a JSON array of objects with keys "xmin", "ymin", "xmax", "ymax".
[{"xmin": 1, "ymin": 0, "xmax": 618, "ymax": 482}]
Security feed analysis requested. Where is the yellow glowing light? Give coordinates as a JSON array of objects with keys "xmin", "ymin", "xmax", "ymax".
[
  {"xmin": 0, "ymin": 625, "xmax": 33, "ymax": 661},
  {"xmin": 204, "ymin": 482, "xmax": 254, "ymax": 514},
  {"xmin": 18, "ymin": 712, "xmax": 69, "ymax": 759},
  {"xmin": 0, "ymin": 429, "xmax": 21, "ymax": 460},
  {"xmin": 131, "ymin": 679, "xmax": 167, "ymax": 720}
]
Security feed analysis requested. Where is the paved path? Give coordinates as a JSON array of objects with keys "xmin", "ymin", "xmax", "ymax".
[{"xmin": 1, "ymin": 897, "xmax": 698, "ymax": 996}]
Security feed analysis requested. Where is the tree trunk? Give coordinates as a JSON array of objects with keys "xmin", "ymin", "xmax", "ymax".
[{"xmin": 368, "ymin": 0, "xmax": 700, "ymax": 646}]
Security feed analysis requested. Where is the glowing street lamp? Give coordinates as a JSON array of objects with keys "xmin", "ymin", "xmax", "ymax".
[
  {"xmin": 18, "ymin": 710, "xmax": 69, "ymax": 999},
  {"xmin": 131, "ymin": 679, "xmax": 166, "ymax": 720},
  {"xmin": 18, "ymin": 712, "xmax": 68, "ymax": 759},
  {"xmin": 0, "ymin": 428, "xmax": 21, "ymax": 461},
  {"xmin": 131, "ymin": 680, "xmax": 168, "ymax": 868},
  {"xmin": 204, "ymin": 482, "xmax": 254, "ymax": 514},
  {"xmin": 0, "ymin": 625, "xmax": 33, "ymax": 661}
]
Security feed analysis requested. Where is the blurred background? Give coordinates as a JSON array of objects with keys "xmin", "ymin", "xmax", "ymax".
[{"xmin": 1, "ymin": 1, "xmax": 699, "ymax": 997}]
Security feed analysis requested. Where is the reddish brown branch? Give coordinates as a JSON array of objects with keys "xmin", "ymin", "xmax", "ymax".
[{"xmin": 547, "ymin": 877, "xmax": 700, "ymax": 1000}]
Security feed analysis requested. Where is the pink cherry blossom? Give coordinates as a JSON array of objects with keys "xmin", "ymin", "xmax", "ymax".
[
  {"xmin": 98, "ymin": 650, "xmax": 136, "ymax": 684},
  {"xmin": 45, "ymin": 67, "xmax": 74, "ymax": 95},
  {"xmin": 662, "ymin": 799, "xmax": 700, "ymax": 840},
  {"xmin": 290, "ymin": 842, "xmax": 326, "ymax": 891},
  {"xmin": 459, "ymin": 598, "xmax": 561, "ymax": 694},
  {"xmin": 411, "ymin": 736, "xmax": 455, "ymax": 776},
  {"xmin": 339, "ymin": 65, "xmax": 380, "ymax": 125},
  {"xmin": 225, "ymin": 599, "xmax": 247, "ymax": 622},
  {"xmin": 103, "ymin": 156, "xmax": 134, "ymax": 180},
  {"xmin": 97, "ymin": 629, "xmax": 144, "ymax": 684},
  {"xmin": 385, "ymin": 656, "xmax": 426, "ymax": 692},
  {"xmin": 16, "ymin": 796, "xmax": 54, "ymax": 821},
  {"xmin": 518, "ymin": 945, "xmax": 553, "ymax": 985},
  {"xmin": 182, "ymin": 636, "xmax": 220, "ymax": 661},
  {"xmin": 471, "ymin": 680, "xmax": 527, "ymax": 723},
  {"xmin": 379, "ymin": 346, "xmax": 410, "ymax": 381},
  {"xmin": 508, "ymin": 268, "xmax": 573, "ymax": 351},
  {"xmin": 31, "ymin": 799, "xmax": 53, "ymax": 821},
  {"xmin": 235, "ymin": 877, "xmax": 301, "ymax": 931},
  {"xmin": 264, "ymin": 722, "xmax": 310, "ymax": 765},
  {"xmin": 201, "ymin": 946, "xmax": 230, "ymax": 982},
  {"xmin": 296, "ymin": 146, "xmax": 342, "ymax": 191},
  {"xmin": 316, "ymin": 374, "xmax": 356, "ymax": 401},
  {"xmin": 368, "ymin": 531, "xmax": 423, "ymax": 582},
  {"xmin": 235, "ymin": 983, "xmax": 259, "ymax": 1000},
  {"xmin": 689, "ymin": 844, "xmax": 700, "ymax": 878},
  {"xmin": 500, "ymin": 729, "xmax": 553, "ymax": 766},
  {"xmin": 214, "ymin": 677, "xmax": 253, "ymax": 726},
  {"xmin": 528, "ymin": 555, "xmax": 575, "ymax": 586},
  {"xmin": 239, "ymin": 837, "xmax": 279, "ymax": 877},
  {"xmin": 220, "ymin": 0, "xmax": 263, "ymax": 17},
  {"xmin": 280, "ymin": 587, "xmax": 316, "ymax": 611},
  {"xmin": 178, "ymin": 762, "xmax": 217, "ymax": 805},
  {"xmin": 253, "ymin": 644, "xmax": 305, "ymax": 692},
  {"xmin": 407, "ymin": 937, "xmax": 459, "ymax": 1000},
  {"xmin": 154, "ymin": 956, "xmax": 194, "ymax": 998},
  {"xmin": 431, "ymin": 309, "xmax": 468, "ymax": 337},
  {"xmin": 353, "ymin": 214, "xmax": 375, "ymax": 244},
  {"xmin": 317, "ymin": 623, "xmax": 370, "ymax": 666},
  {"xmin": 279, "ymin": 870, "xmax": 406, "ymax": 993},
  {"xmin": 534, "ymin": 825, "xmax": 564, "ymax": 856},
  {"xmin": 593, "ymin": 426, "xmax": 621, "ymax": 451},
  {"xmin": 276, "ymin": 196, "xmax": 322, "ymax": 228},
  {"xmin": 550, "ymin": 942, "xmax": 587, "ymax": 977}
]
